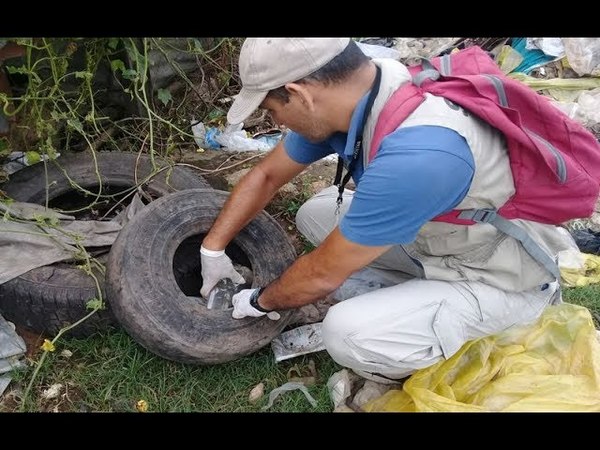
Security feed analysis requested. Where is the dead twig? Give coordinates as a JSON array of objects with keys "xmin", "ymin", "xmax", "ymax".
[{"xmin": 175, "ymin": 152, "xmax": 265, "ymax": 175}]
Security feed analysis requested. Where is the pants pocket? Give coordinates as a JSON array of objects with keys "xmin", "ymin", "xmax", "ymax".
[
  {"xmin": 344, "ymin": 300, "xmax": 467, "ymax": 373},
  {"xmin": 432, "ymin": 299, "xmax": 468, "ymax": 359}
]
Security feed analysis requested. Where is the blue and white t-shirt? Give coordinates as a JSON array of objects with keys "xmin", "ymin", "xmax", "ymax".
[{"xmin": 284, "ymin": 90, "xmax": 475, "ymax": 246}]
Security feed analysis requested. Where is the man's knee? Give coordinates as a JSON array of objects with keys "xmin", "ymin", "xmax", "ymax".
[
  {"xmin": 321, "ymin": 292, "xmax": 448, "ymax": 378},
  {"xmin": 295, "ymin": 186, "xmax": 348, "ymax": 246},
  {"xmin": 321, "ymin": 301, "xmax": 359, "ymax": 366}
]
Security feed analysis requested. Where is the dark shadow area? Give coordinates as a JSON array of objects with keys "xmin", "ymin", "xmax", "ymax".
[{"xmin": 173, "ymin": 233, "xmax": 252, "ymax": 297}]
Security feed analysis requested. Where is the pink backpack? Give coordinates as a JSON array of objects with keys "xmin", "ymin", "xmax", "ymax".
[{"xmin": 369, "ymin": 46, "xmax": 600, "ymax": 278}]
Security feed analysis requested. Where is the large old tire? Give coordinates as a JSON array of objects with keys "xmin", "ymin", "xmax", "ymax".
[
  {"xmin": 106, "ymin": 189, "xmax": 297, "ymax": 365},
  {"xmin": 0, "ymin": 151, "xmax": 211, "ymax": 337}
]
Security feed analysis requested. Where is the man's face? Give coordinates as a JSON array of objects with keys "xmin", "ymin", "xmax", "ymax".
[{"xmin": 260, "ymin": 92, "xmax": 332, "ymax": 143}]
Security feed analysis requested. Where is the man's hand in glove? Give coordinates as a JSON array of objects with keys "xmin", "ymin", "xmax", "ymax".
[
  {"xmin": 200, "ymin": 246, "xmax": 245, "ymax": 298},
  {"xmin": 232, "ymin": 288, "xmax": 280, "ymax": 320}
]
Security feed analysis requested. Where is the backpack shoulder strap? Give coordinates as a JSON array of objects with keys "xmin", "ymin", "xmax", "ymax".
[
  {"xmin": 377, "ymin": 49, "xmax": 562, "ymax": 280},
  {"xmin": 367, "ymin": 83, "xmax": 426, "ymax": 165},
  {"xmin": 455, "ymin": 209, "xmax": 560, "ymax": 279}
]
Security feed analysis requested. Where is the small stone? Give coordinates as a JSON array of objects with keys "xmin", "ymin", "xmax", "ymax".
[{"xmin": 249, "ymin": 382, "xmax": 265, "ymax": 403}]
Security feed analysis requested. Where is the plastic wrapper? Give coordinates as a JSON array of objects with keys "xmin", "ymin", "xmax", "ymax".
[
  {"xmin": 563, "ymin": 38, "xmax": 600, "ymax": 76},
  {"xmin": 561, "ymin": 253, "xmax": 600, "ymax": 288},
  {"xmin": 571, "ymin": 228, "xmax": 600, "ymax": 255},
  {"xmin": 364, "ymin": 303, "xmax": 600, "ymax": 411},
  {"xmin": 261, "ymin": 381, "xmax": 317, "ymax": 410},
  {"xmin": 495, "ymin": 45, "xmax": 523, "ymax": 74}
]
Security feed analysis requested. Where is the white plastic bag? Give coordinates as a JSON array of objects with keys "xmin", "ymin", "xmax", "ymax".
[
  {"xmin": 214, "ymin": 123, "xmax": 271, "ymax": 152},
  {"xmin": 563, "ymin": 38, "xmax": 600, "ymax": 76}
]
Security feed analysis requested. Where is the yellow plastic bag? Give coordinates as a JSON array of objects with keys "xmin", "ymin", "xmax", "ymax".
[
  {"xmin": 561, "ymin": 253, "xmax": 600, "ymax": 287},
  {"xmin": 364, "ymin": 303, "xmax": 600, "ymax": 411}
]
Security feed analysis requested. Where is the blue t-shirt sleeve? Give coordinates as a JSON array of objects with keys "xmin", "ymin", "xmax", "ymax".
[
  {"xmin": 339, "ymin": 126, "xmax": 475, "ymax": 246},
  {"xmin": 284, "ymin": 130, "xmax": 335, "ymax": 164}
]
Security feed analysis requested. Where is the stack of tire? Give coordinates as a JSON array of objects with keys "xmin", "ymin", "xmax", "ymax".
[{"xmin": 0, "ymin": 151, "xmax": 296, "ymax": 364}]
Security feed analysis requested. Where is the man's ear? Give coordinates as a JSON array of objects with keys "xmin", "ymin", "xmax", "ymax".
[{"xmin": 284, "ymin": 82, "xmax": 315, "ymax": 110}]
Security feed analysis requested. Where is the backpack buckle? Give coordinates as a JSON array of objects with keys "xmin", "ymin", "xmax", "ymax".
[{"xmin": 470, "ymin": 208, "xmax": 497, "ymax": 223}]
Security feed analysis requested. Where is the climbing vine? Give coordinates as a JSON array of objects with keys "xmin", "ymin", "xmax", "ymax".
[{"xmin": 0, "ymin": 37, "xmax": 244, "ymax": 407}]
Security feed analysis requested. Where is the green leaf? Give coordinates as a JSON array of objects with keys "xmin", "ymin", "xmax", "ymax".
[
  {"xmin": 110, "ymin": 59, "xmax": 126, "ymax": 73},
  {"xmin": 32, "ymin": 213, "xmax": 58, "ymax": 226},
  {"xmin": 67, "ymin": 118, "xmax": 83, "ymax": 133},
  {"xmin": 86, "ymin": 298, "xmax": 105, "ymax": 310},
  {"xmin": 108, "ymin": 38, "xmax": 120, "ymax": 50},
  {"xmin": 5, "ymin": 65, "xmax": 28, "ymax": 75},
  {"xmin": 122, "ymin": 69, "xmax": 138, "ymax": 80},
  {"xmin": 44, "ymin": 137, "xmax": 58, "ymax": 159},
  {"xmin": 157, "ymin": 88, "xmax": 172, "ymax": 106},
  {"xmin": 25, "ymin": 151, "xmax": 41, "ymax": 165},
  {"xmin": 74, "ymin": 71, "xmax": 92, "ymax": 80},
  {"xmin": 207, "ymin": 108, "xmax": 225, "ymax": 121}
]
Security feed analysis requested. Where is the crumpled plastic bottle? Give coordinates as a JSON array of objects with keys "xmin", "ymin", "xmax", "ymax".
[{"xmin": 206, "ymin": 278, "xmax": 241, "ymax": 310}]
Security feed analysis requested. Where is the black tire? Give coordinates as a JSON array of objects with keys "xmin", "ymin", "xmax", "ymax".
[
  {"xmin": 0, "ymin": 151, "xmax": 211, "ymax": 337},
  {"xmin": 106, "ymin": 189, "xmax": 297, "ymax": 365},
  {"xmin": 1, "ymin": 151, "xmax": 209, "ymax": 205}
]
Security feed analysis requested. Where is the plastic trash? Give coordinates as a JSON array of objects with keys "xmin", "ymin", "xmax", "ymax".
[
  {"xmin": 271, "ymin": 323, "xmax": 325, "ymax": 362},
  {"xmin": 190, "ymin": 121, "xmax": 283, "ymax": 152},
  {"xmin": 364, "ymin": 303, "xmax": 600, "ymax": 411},
  {"xmin": 215, "ymin": 123, "xmax": 271, "ymax": 152},
  {"xmin": 327, "ymin": 369, "xmax": 359, "ymax": 410},
  {"xmin": 205, "ymin": 127, "xmax": 222, "ymax": 149},
  {"xmin": 563, "ymin": 38, "xmax": 600, "ymax": 76},
  {"xmin": 261, "ymin": 381, "xmax": 318, "ymax": 410},
  {"xmin": 511, "ymin": 38, "xmax": 559, "ymax": 74},
  {"xmin": 190, "ymin": 120, "xmax": 222, "ymax": 149},
  {"xmin": 206, "ymin": 278, "xmax": 241, "ymax": 310},
  {"xmin": 571, "ymin": 228, "xmax": 600, "ymax": 255},
  {"xmin": 561, "ymin": 252, "xmax": 600, "ymax": 287},
  {"xmin": 356, "ymin": 42, "xmax": 401, "ymax": 60},
  {"xmin": 526, "ymin": 38, "xmax": 565, "ymax": 58},
  {"xmin": 253, "ymin": 130, "xmax": 283, "ymax": 149},
  {"xmin": 573, "ymin": 88, "xmax": 600, "ymax": 127},
  {"xmin": 190, "ymin": 120, "xmax": 207, "ymax": 148},
  {"xmin": 495, "ymin": 45, "xmax": 523, "ymax": 74}
]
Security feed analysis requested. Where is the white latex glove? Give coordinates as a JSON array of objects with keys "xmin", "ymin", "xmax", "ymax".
[
  {"xmin": 232, "ymin": 288, "xmax": 281, "ymax": 320},
  {"xmin": 200, "ymin": 246, "xmax": 245, "ymax": 299}
]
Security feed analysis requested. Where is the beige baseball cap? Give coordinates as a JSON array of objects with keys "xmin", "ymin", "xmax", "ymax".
[{"xmin": 227, "ymin": 38, "xmax": 351, "ymax": 125}]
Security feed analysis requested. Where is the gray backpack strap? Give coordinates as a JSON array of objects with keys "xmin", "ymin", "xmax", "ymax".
[
  {"xmin": 412, "ymin": 58, "xmax": 439, "ymax": 87},
  {"xmin": 457, "ymin": 209, "xmax": 560, "ymax": 279},
  {"xmin": 412, "ymin": 54, "xmax": 454, "ymax": 87}
]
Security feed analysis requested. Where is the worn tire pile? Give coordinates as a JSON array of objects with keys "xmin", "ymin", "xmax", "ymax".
[{"xmin": 0, "ymin": 151, "xmax": 296, "ymax": 364}]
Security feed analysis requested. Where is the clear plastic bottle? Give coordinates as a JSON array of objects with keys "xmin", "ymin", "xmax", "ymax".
[{"xmin": 206, "ymin": 278, "xmax": 239, "ymax": 310}]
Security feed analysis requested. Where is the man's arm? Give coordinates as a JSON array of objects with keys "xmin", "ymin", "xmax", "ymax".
[
  {"xmin": 256, "ymin": 227, "xmax": 392, "ymax": 311},
  {"xmin": 202, "ymin": 142, "xmax": 308, "ymax": 250}
]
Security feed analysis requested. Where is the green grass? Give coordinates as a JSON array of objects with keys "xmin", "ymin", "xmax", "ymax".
[
  {"xmin": 7, "ymin": 329, "xmax": 341, "ymax": 412},
  {"xmin": 4, "ymin": 284, "xmax": 599, "ymax": 413},
  {"xmin": 563, "ymin": 284, "xmax": 600, "ymax": 327}
]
